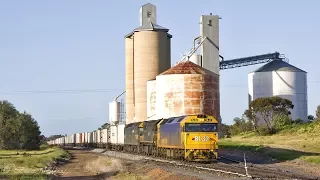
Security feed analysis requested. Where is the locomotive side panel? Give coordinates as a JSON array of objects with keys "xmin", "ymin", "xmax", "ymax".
[
  {"xmin": 124, "ymin": 122, "xmax": 141, "ymax": 145},
  {"xmin": 158, "ymin": 121, "xmax": 183, "ymax": 149},
  {"xmin": 141, "ymin": 119, "xmax": 161, "ymax": 144}
]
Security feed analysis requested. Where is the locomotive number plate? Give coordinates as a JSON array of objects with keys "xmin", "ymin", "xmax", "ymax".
[{"xmin": 194, "ymin": 136, "xmax": 210, "ymax": 142}]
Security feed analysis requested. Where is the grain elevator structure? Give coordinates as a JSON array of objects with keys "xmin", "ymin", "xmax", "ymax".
[
  {"xmin": 125, "ymin": 3, "xmax": 172, "ymax": 124},
  {"xmin": 125, "ymin": 3, "xmax": 221, "ymax": 127}
]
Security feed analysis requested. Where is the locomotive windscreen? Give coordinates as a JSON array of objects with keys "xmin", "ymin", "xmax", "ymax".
[{"xmin": 185, "ymin": 123, "xmax": 217, "ymax": 132}]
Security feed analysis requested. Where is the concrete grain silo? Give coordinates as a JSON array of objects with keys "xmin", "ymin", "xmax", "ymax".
[
  {"xmin": 155, "ymin": 61, "xmax": 220, "ymax": 120},
  {"xmin": 248, "ymin": 60, "xmax": 308, "ymax": 121},
  {"xmin": 125, "ymin": 37, "xmax": 134, "ymax": 124},
  {"xmin": 125, "ymin": 3, "xmax": 172, "ymax": 124}
]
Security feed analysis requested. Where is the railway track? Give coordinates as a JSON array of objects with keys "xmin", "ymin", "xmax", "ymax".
[
  {"xmin": 145, "ymin": 156, "xmax": 317, "ymax": 180},
  {"xmin": 64, "ymin": 146, "xmax": 318, "ymax": 180}
]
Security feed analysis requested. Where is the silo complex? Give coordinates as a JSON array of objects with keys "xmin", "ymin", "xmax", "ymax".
[
  {"xmin": 125, "ymin": 3, "xmax": 172, "ymax": 124},
  {"xmin": 248, "ymin": 60, "xmax": 308, "ymax": 121}
]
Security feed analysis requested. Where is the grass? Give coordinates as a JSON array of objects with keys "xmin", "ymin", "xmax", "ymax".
[
  {"xmin": 112, "ymin": 172, "xmax": 145, "ymax": 180},
  {"xmin": 220, "ymin": 121, "xmax": 320, "ymax": 164},
  {"xmin": 0, "ymin": 145, "xmax": 69, "ymax": 179}
]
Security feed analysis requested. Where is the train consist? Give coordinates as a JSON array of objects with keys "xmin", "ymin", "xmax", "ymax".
[{"xmin": 48, "ymin": 114, "xmax": 219, "ymax": 162}]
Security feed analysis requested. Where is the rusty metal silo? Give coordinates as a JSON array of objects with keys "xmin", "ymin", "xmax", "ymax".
[{"xmin": 155, "ymin": 61, "xmax": 220, "ymax": 120}]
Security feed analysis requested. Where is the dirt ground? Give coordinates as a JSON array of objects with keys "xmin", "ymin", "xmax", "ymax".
[{"xmin": 50, "ymin": 150, "xmax": 237, "ymax": 180}]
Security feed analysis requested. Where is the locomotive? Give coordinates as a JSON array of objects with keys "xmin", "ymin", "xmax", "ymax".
[{"xmin": 48, "ymin": 114, "xmax": 219, "ymax": 162}]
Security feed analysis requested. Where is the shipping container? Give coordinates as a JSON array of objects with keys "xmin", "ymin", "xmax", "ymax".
[
  {"xmin": 117, "ymin": 124, "xmax": 125, "ymax": 144},
  {"xmin": 101, "ymin": 129, "xmax": 109, "ymax": 143},
  {"xmin": 111, "ymin": 123, "xmax": 125, "ymax": 144},
  {"xmin": 97, "ymin": 130, "xmax": 101, "ymax": 144}
]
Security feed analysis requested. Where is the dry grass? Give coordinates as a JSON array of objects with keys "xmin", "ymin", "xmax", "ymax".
[
  {"xmin": 109, "ymin": 172, "xmax": 145, "ymax": 180},
  {"xmin": 220, "ymin": 121, "xmax": 320, "ymax": 164}
]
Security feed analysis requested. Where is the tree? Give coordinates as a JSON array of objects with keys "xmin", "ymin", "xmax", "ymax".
[
  {"xmin": 0, "ymin": 101, "xmax": 19, "ymax": 149},
  {"xmin": 244, "ymin": 96, "xmax": 293, "ymax": 134},
  {"xmin": 244, "ymin": 109, "xmax": 258, "ymax": 130},
  {"xmin": 229, "ymin": 116, "xmax": 253, "ymax": 136},
  {"xmin": 316, "ymin": 105, "xmax": 320, "ymax": 120},
  {"xmin": 18, "ymin": 112, "xmax": 41, "ymax": 150},
  {"xmin": 308, "ymin": 115, "xmax": 315, "ymax": 121},
  {"xmin": 0, "ymin": 100, "xmax": 41, "ymax": 150},
  {"xmin": 221, "ymin": 123, "xmax": 231, "ymax": 137}
]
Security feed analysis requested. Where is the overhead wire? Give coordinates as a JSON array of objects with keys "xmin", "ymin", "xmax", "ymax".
[
  {"xmin": 0, "ymin": 80, "xmax": 319, "ymax": 95},
  {"xmin": 0, "ymin": 88, "xmax": 124, "ymax": 94}
]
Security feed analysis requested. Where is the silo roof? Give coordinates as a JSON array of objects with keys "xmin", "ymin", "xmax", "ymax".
[
  {"xmin": 159, "ymin": 61, "xmax": 217, "ymax": 75},
  {"xmin": 253, "ymin": 60, "xmax": 306, "ymax": 73},
  {"xmin": 124, "ymin": 21, "xmax": 172, "ymax": 38}
]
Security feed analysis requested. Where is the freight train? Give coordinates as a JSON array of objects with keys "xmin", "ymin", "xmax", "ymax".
[{"xmin": 48, "ymin": 114, "xmax": 219, "ymax": 162}]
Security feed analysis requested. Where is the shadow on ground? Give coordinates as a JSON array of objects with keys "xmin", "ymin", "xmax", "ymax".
[
  {"xmin": 49, "ymin": 171, "xmax": 119, "ymax": 180},
  {"xmin": 0, "ymin": 174, "xmax": 48, "ymax": 180}
]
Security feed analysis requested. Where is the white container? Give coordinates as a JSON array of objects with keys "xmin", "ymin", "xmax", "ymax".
[
  {"xmin": 76, "ymin": 133, "xmax": 80, "ymax": 144},
  {"xmin": 88, "ymin": 132, "xmax": 91, "ymax": 143},
  {"xmin": 110, "ymin": 125, "xmax": 118, "ymax": 144},
  {"xmin": 117, "ymin": 124, "xmax": 125, "ymax": 144},
  {"xmin": 111, "ymin": 124, "xmax": 125, "ymax": 144},
  {"xmin": 101, "ymin": 129, "xmax": 109, "ymax": 143},
  {"xmin": 97, "ymin": 130, "xmax": 101, "ymax": 143}
]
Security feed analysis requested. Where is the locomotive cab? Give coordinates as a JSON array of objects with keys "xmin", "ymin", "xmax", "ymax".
[{"xmin": 182, "ymin": 115, "xmax": 218, "ymax": 162}]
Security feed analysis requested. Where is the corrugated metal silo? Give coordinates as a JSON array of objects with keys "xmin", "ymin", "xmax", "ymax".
[
  {"xmin": 155, "ymin": 61, "xmax": 220, "ymax": 119},
  {"xmin": 248, "ymin": 60, "xmax": 308, "ymax": 121}
]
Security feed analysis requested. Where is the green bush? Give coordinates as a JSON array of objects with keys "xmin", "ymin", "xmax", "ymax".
[
  {"xmin": 272, "ymin": 114, "xmax": 291, "ymax": 130},
  {"xmin": 229, "ymin": 117, "xmax": 254, "ymax": 136}
]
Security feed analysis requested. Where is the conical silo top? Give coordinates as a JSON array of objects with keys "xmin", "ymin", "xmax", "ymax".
[
  {"xmin": 253, "ymin": 60, "xmax": 306, "ymax": 73},
  {"xmin": 160, "ymin": 61, "xmax": 217, "ymax": 75},
  {"xmin": 133, "ymin": 21, "xmax": 169, "ymax": 32}
]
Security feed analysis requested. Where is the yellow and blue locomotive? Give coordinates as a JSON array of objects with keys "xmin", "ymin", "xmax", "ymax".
[{"xmin": 123, "ymin": 114, "xmax": 219, "ymax": 162}]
